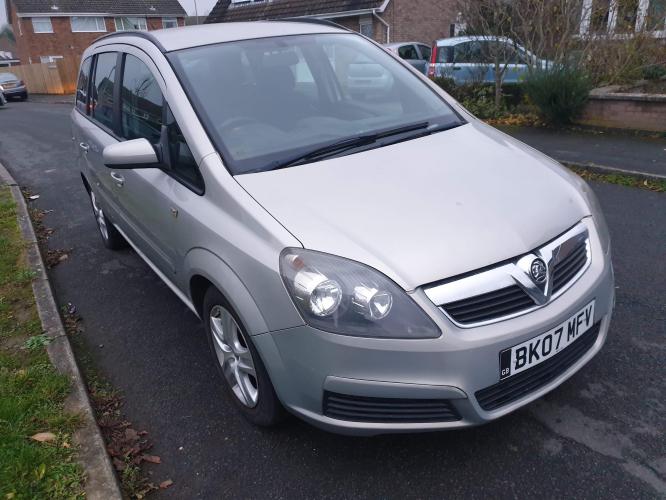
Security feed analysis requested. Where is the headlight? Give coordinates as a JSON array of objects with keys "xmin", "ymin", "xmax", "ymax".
[
  {"xmin": 580, "ymin": 180, "xmax": 611, "ymax": 254},
  {"xmin": 280, "ymin": 249, "xmax": 441, "ymax": 339}
]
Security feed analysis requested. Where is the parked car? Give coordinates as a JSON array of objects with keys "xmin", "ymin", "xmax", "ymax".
[
  {"xmin": 427, "ymin": 36, "xmax": 548, "ymax": 84},
  {"xmin": 73, "ymin": 21, "xmax": 613, "ymax": 435},
  {"xmin": 383, "ymin": 42, "xmax": 432, "ymax": 74},
  {"xmin": 0, "ymin": 72, "xmax": 28, "ymax": 100}
]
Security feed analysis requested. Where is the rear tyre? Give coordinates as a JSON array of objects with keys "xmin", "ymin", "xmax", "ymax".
[
  {"xmin": 88, "ymin": 189, "xmax": 126, "ymax": 250},
  {"xmin": 203, "ymin": 287, "xmax": 286, "ymax": 427}
]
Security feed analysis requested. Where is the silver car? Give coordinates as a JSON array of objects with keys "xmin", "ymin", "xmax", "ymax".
[{"xmin": 72, "ymin": 21, "xmax": 614, "ymax": 435}]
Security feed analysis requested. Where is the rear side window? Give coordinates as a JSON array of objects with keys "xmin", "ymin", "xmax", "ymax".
[
  {"xmin": 120, "ymin": 54, "xmax": 163, "ymax": 144},
  {"xmin": 91, "ymin": 53, "xmax": 117, "ymax": 130},
  {"xmin": 419, "ymin": 45, "xmax": 431, "ymax": 62},
  {"xmin": 76, "ymin": 57, "xmax": 92, "ymax": 113},
  {"xmin": 398, "ymin": 45, "xmax": 418, "ymax": 60}
]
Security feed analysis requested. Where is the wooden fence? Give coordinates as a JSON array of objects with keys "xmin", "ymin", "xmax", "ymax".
[{"xmin": 0, "ymin": 58, "xmax": 78, "ymax": 95}]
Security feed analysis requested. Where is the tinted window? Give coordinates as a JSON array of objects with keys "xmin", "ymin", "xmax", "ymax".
[
  {"xmin": 398, "ymin": 44, "xmax": 418, "ymax": 60},
  {"xmin": 166, "ymin": 107, "xmax": 203, "ymax": 191},
  {"xmin": 120, "ymin": 54, "xmax": 163, "ymax": 144},
  {"xmin": 91, "ymin": 53, "xmax": 117, "ymax": 130},
  {"xmin": 76, "ymin": 57, "xmax": 92, "ymax": 113},
  {"xmin": 169, "ymin": 33, "xmax": 461, "ymax": 175}
]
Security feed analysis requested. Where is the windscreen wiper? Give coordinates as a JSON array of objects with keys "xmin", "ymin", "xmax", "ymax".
[{"xmin": 265, "ymin": 121, "xmax": 432, "ymax": 172}]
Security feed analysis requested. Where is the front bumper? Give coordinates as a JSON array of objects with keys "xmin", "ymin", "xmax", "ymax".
[{"xmin": 253, "ymin": 226, "xmax": 614, "ymax": 435}]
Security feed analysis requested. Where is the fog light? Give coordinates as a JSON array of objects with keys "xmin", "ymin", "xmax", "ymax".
[{"xmin": 352, "ymin": 285, "xmax": 393, "ymax": 320}]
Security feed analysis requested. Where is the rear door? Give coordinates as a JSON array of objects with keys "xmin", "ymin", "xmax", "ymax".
[
  {"xmin": 78, "ymin": 51, "xmax": 126, "ymax": 221},
  {"xmin": 415, "ymin": 44, "xmax": 431, "ymax": 75}
]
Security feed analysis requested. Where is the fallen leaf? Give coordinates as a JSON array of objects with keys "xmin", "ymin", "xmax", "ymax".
[
  {"xmin": 29, "ymin": 195, "xmax": 40, "ymax": 200},
  {"xmin": 31, "ymin": 432, "xmax": 56, "ymax": 443},
  {"xmin": 62, "ymin": 442, "xmax": 71, "ymax": 448},
  {"xmin": 124, "ymin": 428, "xmax": 138, "ymax": 441},
  {"xmin": 160, "ymin": 479, "xmax": 173, "ymax": 489},
  {"xmin": 142, "ymin": 454, "xmax": 161, "ymax": 464}
]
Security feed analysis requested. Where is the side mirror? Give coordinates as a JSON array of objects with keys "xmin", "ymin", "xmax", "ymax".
[{"xmin": 103, "ymin": 138, "xmax": 160, "ymax": 169}]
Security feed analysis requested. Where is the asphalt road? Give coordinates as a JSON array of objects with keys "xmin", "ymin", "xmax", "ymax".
[{"xmin": 1, "ymin": 101, "xmax": 664, "ymax": 499}]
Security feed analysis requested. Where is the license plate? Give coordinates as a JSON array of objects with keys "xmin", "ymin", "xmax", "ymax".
[{"xmin": 499, "ymin": 301, "xmax": 595, "ymax": 380}]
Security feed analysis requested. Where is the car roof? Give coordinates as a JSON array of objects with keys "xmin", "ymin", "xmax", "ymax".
[
  {"xmin": 383, "ymin": 42, "xmax": 427, "ymax": 48},
  {"xmin": 94, "ymin": 21, "xmax": 348, "ymax": 53},
  {"xmin": 435, "ymin": 35, "xmax": 512, "ymax": 47}
]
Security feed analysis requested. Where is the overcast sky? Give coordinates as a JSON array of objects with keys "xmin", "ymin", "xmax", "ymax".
[{"xmin": 0, "ymin": 0, "xmax": 219, "ymax": 28}]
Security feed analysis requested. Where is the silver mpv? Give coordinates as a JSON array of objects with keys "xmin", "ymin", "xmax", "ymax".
[{"xmin": 72, "ymin": 21, "xmax": 614, "ymax": 435}]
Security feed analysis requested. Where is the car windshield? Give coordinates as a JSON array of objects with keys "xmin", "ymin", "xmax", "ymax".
[
  {"xmin": 0, "ymin": 73, "xmax": 18, "ymax": 83},
  {"xmin": 168, "ymin": 33, "xmax": 463, "ymax": 175}
]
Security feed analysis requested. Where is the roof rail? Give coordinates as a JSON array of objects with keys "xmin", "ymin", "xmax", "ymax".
[
  {"xmin": 274, "ymin": 17, "xmax": 351, "ymax": 32},
  {"xmin": 92, "ymin": 31, "xmax": 167, "ymax": 53}
]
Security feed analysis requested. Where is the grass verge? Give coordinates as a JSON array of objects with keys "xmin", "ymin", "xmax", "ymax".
[
  {"xmin": 0, "ymin": 187, "xmax": 84, "ymax": 499},
  {"xmin": 567, "ymin": 166, "xmax": 666, "ymax": 193}
]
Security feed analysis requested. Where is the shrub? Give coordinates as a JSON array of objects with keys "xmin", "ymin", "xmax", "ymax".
[
  {"xmin": 642, "ymin": 64, "xmax": 666, "ymax": 81},
  {"xmin": 431, "ymin": 78, "xmax": 513, "ymax": 119},
  {"xmin": 523, "ymin": 67, "xmax": 592, "ymax": 125}
]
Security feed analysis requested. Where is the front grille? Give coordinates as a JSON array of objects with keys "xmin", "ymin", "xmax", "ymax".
[
  {"xmin": 552, "ymin": 240, "xmax": 588, "ymax": 293},
  {"xmin": 441, "ymin": 285, "xmax": 535, "ymax": 325},
  {"xmin": 475, "ymin": 322, "xmax": 601, "ymax": 411},
  {"xmin": 323, "ymin": 392, "xmax": 461, "ymax": 423}
]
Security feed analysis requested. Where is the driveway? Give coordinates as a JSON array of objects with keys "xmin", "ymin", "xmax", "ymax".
[{"xmin": 0, "ymin": 101, "xmax": 664, "ymax": 498}]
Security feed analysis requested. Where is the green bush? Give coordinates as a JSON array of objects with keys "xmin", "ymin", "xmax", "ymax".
[
  {"xmin": 642, "ymin": 64, "xmax": 666, "ymax": 81},
  {"xmin": 431, "ymin": 78, "xmax": 511, "ymax": 119},
  {"xmin": 524, "ymin": 67, "xmax": 592, "ymax": 125}
]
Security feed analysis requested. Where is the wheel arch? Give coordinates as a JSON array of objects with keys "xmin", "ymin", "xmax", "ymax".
[{"xmin": 185, "ymin": 248, "xmax": 270, "ymax": 336}]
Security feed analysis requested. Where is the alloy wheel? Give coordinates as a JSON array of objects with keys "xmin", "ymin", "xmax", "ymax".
[
  {"xmin": 210, "ymin": 305, "xmax": 259, "ymax": 408},
  {"xmin": 89, "ymin": 191, "xmax": 109, "ymax": 241}
]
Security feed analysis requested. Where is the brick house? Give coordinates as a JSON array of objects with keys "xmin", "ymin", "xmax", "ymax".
[
  {"xmin": 205, "ymin": 0, "xmax": 460, "ymax": 46},
  {"xmin": 5, "ymin": 0, "xmax": 187, "ymax": 65}
]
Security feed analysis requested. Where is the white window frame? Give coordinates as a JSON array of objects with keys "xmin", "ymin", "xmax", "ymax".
[
  {"xmin": 580, "ymin": 0, "xmax": 666, "ymax": 36},
  {"xmin": 359, "ymin": 16, "xmax": 374, "ymax": 38},
  {"xmin": 32, "ymin": 17, "xmax": 53, "ymax": 34},
  {"xmin": 162, "ymin": 17, "xmax": 178, "ymax": 29},
  {"xmin": 40, "ymin": 55, "xmax": 63, "ymax": 64},
  {"xmin": 114, "ymin": 17, "xmax": 148, "ymax": 31},
  {"xmin": 70, "ymin": 16, "xmax": 107, "ymax": 33}
]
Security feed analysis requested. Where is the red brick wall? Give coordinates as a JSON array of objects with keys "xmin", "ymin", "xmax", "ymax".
[
  {"xmin": 578, "ymin": 95, "xmax": 666, "ymax": 132},
  {"xmin": 382, "ymin": 0, "xmax": 457, "ymax": 45},
  {"xmin": 11, "ymin": 9, "xmax": 185, "ymax": 66},
  {"xmin": 328, "ymin": 0, "xmax": 457, "ymax": 46}
]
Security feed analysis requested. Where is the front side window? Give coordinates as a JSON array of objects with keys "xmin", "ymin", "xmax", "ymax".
[
  {"xmin": 114, "ymin": 17, "xmax": 148, "ymax": 31},
  {"xmin": 166, "ymin": 107, "xmax": 203, "ymax": 191},
  {"xmin": 32, "ymin": 17, "xmax": 53, "ymax": 33},
  {"xmin": 163, "ymin": 17, "xmax": 178, "ymax": 29},
  {"xmin": 76, "ymin": 57, "xmax": 92, "ymax": 114},
  {"xmin": 91, "ymin": 53, "xmax": 117, "ymax": 131},
  {"xmin": 169, "ymin": 33, "xmax": 462, "ymax": 175},
  {"xmin": 120, "ymin": 54, "xmax": 163, "ymax": 144},
  {"xmin": 71, "ymin": 16, "xmax": 106, "ymax": 32}
]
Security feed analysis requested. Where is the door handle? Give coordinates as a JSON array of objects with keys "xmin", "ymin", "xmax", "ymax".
[
  {"xmin": 453, "ymin": 66, "xmax": 462, "ymax": 71},
  {"xmin": 110, "ymin": 171, "xmax": 125, "ymax": 187},
  {"xmin": 79, "ymin": 142, "xmax": 90, "ymax": 152}
]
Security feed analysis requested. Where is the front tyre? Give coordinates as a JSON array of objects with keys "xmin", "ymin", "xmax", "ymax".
[{"xmin": 203, "ymin": 287, "xmax": 285, "ymax": 427}]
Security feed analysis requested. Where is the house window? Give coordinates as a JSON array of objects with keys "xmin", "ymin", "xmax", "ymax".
[
  {"xmin": 230, "ymin": 0, "xmax": 266, "ymax": 5},
  {"xmin": 71, "ymin": 17, "xmax": 107, "ymax": 33},
  {"xmin": 114, "ymin": 17, "xmax": 148, "ymax": 31},
  {"xmin": 162, "ymin": 17, "xmax": 178, "ymax": 29},
  {"xmin": 359, "ymin": 17, "xmax": 373, "ymax": 38},
  {"xmin": 646, "ymin": 0, "xmax": 666, "ymax": 31},
  {"xmin": 31, "ymin": 17, "xmax": 53, "ymax": 33},
  {"xmin": 581, "ymin": 0, "xmax": 665, "ymax": 34}
]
